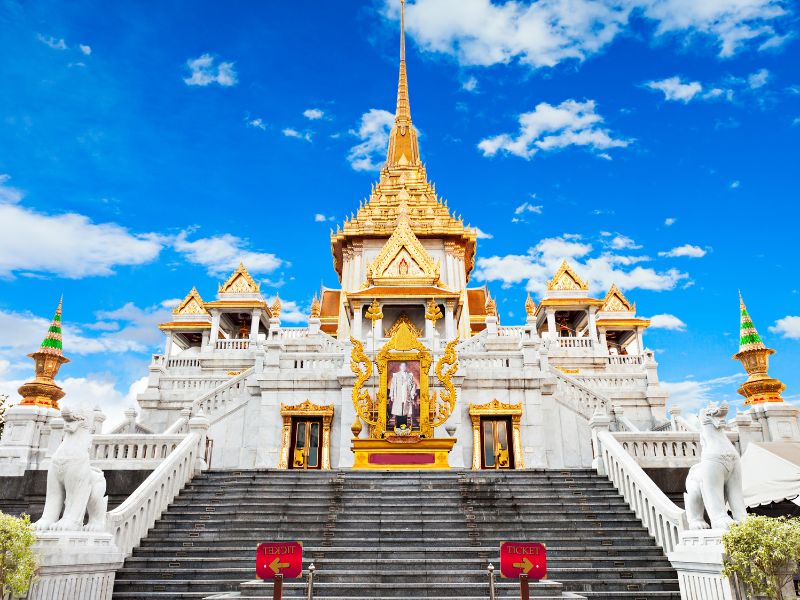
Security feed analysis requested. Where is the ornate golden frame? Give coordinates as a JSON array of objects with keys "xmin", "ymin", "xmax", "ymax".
[
  {"xmin": 278, "ymin": 400, "xmax": 334, "ymax": 470},
  {"xmin": 468, "ymin": 399, "xmax": 524, "ymax": 470}
]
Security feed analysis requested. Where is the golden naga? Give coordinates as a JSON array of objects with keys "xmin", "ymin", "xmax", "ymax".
[
  {"xmin": 431, "ymin": 337, "xmax": 459, "ymax": 428},
  {"xmin": 350, "ymin": 337, "xmax": 378, "ymax": 431}
]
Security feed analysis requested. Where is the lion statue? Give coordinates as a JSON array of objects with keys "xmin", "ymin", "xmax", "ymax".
[
  {"xmin": 35, "ymin": 407, "xmax": 108, "ymax": 532},
  {"xmin": 684, "ymin": 401, "xmax": 747, "ymax": 530}
]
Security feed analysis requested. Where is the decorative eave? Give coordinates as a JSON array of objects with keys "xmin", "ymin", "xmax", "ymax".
[
  {"xmin": 596, "ymin": 318, "xmax": 651, "ymax": 329},
  {"xmin": 601, "ymin": 284, "xmax": 636, "ymax": 313},
  {"xmin": 347, "ymin": 285, "xmax": 461, "ymax": 300},
  {"xmin": 204, "ymin": 299, "xmax": 271, "ymax": 314},
  {"xmin": 364, "ymin": 214, "xmax": 443, "ymax": 287},
  {"xmin": 469, "ymin": 399, "xmax": 523, "ymax": 418},
  {"xmin": 173, "ymin": 287, "xmax": 209, "ymax": 316},
  {"xmin": 280, "ymin": 399, "xmax": 334, "ymax": 418},
  {"xmin": 547, "ymin": 260, "xmax": 589, "ymax": 292},
  {"xmin": 218, "ymin": 262, "xmax": 261, "ymax": 294},
  {"xmin": 158, "ymin": 321, "xmax": 213, "ymax": 332},
  {"xmin": 534, "ymin": 297, "xmax": 604, "ymax": 316}
]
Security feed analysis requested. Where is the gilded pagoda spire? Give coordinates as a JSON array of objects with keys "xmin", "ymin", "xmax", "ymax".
[
  {"xmin": 733, "ymin": 292, "xmax": 785, "ymax": 405},
  {"xmin": 18, "ymin": 297, "xmax": 70, "ymax": 409},
  {"xmin": 386, "ymin": 0, "xmax": 420, "ymax": 167}
]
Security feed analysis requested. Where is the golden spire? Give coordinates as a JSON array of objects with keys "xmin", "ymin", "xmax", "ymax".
[
  {"xmin": 271, "ymin": 293, "xmax": 282, "ymax": 318},
  {"xmin": 309, "ymin": 294, "xmax": 321, "ymax": 319},
  {"xmin": 18, "ymin": 297, "xmax": 70, "ymax": 409},
  {"xmin": 525, "ymin": 293, "xmax": 536, "ymax": 317},
  {"xmin": 386, "ymin": 0, "xmax": 420, "ymax": 167},
  {"xmin": 733, "ymin": 292, "xmax": 785, "ymax": 405}
]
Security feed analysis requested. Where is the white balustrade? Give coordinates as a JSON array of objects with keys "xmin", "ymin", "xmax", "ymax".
[
  {"xmin": 150, "ymin": 354, "xmax": 166, "ymax": 368},
  {"xmin": 278, "ymin": 327, "xmax": 308, "ymax": 340},
  {"xmin": 558, "ymin": 337, "xmax": 593, "ymax": 348},
  {"xmin": 456, "ymin": 330, "xmax": 488, "ymax": 354},
  {"xmin": 214, "ymin": 339, "xmax": 251, "ymax": 351},
  {"xmin": 106, "ymin": 426, "xmax": 206, "ymax": 557},
  {"xmin": 166, "ymin": 357, "xmax": 201, "ymax": 369},
  {"xmin": 91, "ymin": 434, "xmax": 187, "ymax": 469},
  {"xmin": 612, "ymin": 431, "xmax": 739, "ymax": 468},
  {"xmin": 497, "ymin": 326, "xmax": 525, "ymax": 338},
  {"xmin": 283, "ymin": 356, "xmax": 341, "ymax": 370},
  {"xmin": 575, "ymin": 375, "xmax": 646, "ymax": 389},
  {"xmin": 317, "ymin": 332, "xmax": 347, "ymax": 353},
  {"xmin": 161, "ymin": 378, "xmax": 226, "ymax": 391},
  {"xmin": 550, "ymin": 367, "xmax": 609, "ymax": 420},
  {"xmin": 191, "ymin": 368, "xmax": 254, "ymax": 421},
  {"xmin": 596, "ymin": 429, "xmax": 688, "ymax": 554},
  {"xmin": 460, "ymin": 356, "xmax": 518, "ymax": 370},
  {"xmin": 608, "ymin": 355, "xmax": 644, "ymax": 366}
]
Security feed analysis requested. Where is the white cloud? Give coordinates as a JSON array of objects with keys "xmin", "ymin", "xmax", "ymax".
[
  {"xmin": 514, "ymin": 202, "xmax": 544, "ymax": 215},
  {"xmin": 0, "ymin": 174, "xmax": 23, "ymax": 204},
  {"xmin": 279, "ymin": 300, "xmax": 308, "ymax": 324},
  {"xmin": 391, "ymin": 0, "xmax": 788, "ymax": 70},
  {"xmin": 473, "ymin": 234, "xmax": 688, "ymax": 294},
  {"xmin": 658, "ymin": 244, "xmax": 708, "ymax": 258},
  {"xmin": 247, "ymin": 118, "xmax": 267, "ymax": 130},
  {"xmin": 462, "ymin": 76, "xmax": 479, "ymax": 92},
  {"xmin": 730, "ymin": 180, "xmax": 741, "ymax": 189},
  {"xmin": 37, "ymin": 34, "xmax": 67, "ymax": 50},
  {"xmin": 303, "ymin": 108, "xmax": 325, "ymax": 120},
  {"xmin": 347, "ymin": 109, "xmax": 395, "ymax": 171},
  {"xmin": 769, "ymin": 316, "xmax": 800, "ymax": 339},
  {"xmin": 646, "ymin": 76, "xmax": 703, "ymax": 102},
  {"xmin": 314, "ymin": 213, "xmax": 335, "ymax": 222},
  {"xmin": 79, "ymin": 44, "xmax": 92, "ymax": 56},
  {"xmin": 662, "ymin": 374, "xmax": 745, "ymax": 413},
  {"xmin": 173, "ymin": 231, "xmax": 283, "ymax": 277},
  {"xmin": 183, "ymin": 54, "xmax": 238, "ymax": 87},
  {"xmin": 478, "ymin": 99, "xmax": 630, "ymax": 160},
  {"xmin": 748, "ymin": 68, "xmax": 770, "ymax": 88},
  {"xmin": 648, "ymin": 313, "xmax": 687, "ymax": 331},
  {"xmin": 609, "ymin": 234, "xmax": 642, "ymax": 250},
  {"xmin": 282, "ymin": 128, "xmax": 312, "ymax": 142},
  {"xmin": 664, "ymin": 217, "xmax": 677, "ymax": 226},
  {"xmin": 475, "ymin": 227, "xmax": 493, "ymax": 239},
  {"xmin": 0, "ymin": 199, "xmax": 162, "ymax": 279}
]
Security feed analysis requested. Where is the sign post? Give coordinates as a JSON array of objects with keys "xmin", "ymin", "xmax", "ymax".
[
  {"xmin": 499, "ymin": 542, "xmax": 547, "ymax": 581},
  {"xmin": 256, "ymin": 542, "xmax": 304, "ymax": 581}
]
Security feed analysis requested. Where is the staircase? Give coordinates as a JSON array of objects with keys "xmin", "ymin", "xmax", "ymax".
[{"xmin": 112, "ymin": 470, "xmax": 680, "ymax": 599}]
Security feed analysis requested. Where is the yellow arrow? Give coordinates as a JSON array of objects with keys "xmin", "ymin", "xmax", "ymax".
[
  {"xmin": 512, "ymin": 557, "xmax": 534, "ymax": 574},
  {"xmin": 269, "ymin": 557, "xmax": 290, "ymax": 574}
]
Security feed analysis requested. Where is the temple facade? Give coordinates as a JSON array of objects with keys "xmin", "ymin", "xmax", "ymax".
[{"xmin": 132, "ymin": 1, "xmax": 672, "ymax": 472}]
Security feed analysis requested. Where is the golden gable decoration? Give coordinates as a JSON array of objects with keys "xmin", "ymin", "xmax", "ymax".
[
  {"xmin": 219, "ymin": 262, "xmax": 260, "ymax": 294},
  {"xmin": 366, "ymin": 216, "xmax": 441, "ymax": 287},
  {"xmin": 602, "ymin": 284, "xmax": 635, "ymax": 312},
  {"xmin": 173, "ymin": 287, "xmax": 208, "ymax": 316},
  {"xmin": 384, "ymin": 312, "xmax": 423, "ymax": 338},
  {"xmin": 547, "ymin": 260, "xmax": 589, "ymax": 291}
]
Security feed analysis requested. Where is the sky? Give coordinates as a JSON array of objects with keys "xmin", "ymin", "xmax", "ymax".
[{"xmin": 0, "ymin": 0, "xmax": 798, "ymax": 429}]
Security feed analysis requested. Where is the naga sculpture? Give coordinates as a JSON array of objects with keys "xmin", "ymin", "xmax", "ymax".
[
  {"xmin": 685, "ymin": 401, "xmax": 747, "ymax": 530},
  {"xmin": 35, "ymin": 408, "xmax": 108, "ymax": 532}
]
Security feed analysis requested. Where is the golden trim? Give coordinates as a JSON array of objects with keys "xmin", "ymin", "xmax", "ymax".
[
  {"xmin": 278, "ymin": 400, "xmax": 334, "ymax": 470},
  {"xmin": 431, "ymin": 337, "xmax": 458, "ymax": 429},
  {"xmin": 350, "ymin": 337, "xmax": 377, "ymax": 436},
  {"xmin": 601, "ymin": 284, "xmax": 635, "ymax": 312},
  {"xmin": 365, "ymin": 215, "xmax": 441, "ymax": 287},
  {"xmin": 158, "ymin": 322, "xmax": 212, "ymax": 331},
  {"xmin": 468, "ymin": 399, "xmax": 524, "ymax": 470},
  {"xmin": 384, "ymin": 313, "xmax": 422, "ymax": 338},
  {"xmin": 218, "ymin": 262, "xmax": 260, "ymax": 294},
  {"xmin": 596, "ymin": 318, "xmax": 651, "ymax": 328},
  {"xmin": 173, "ymin": 287, "xmax": 209, "ymax": 316},
  {"xmin": 547, "ymin": 260, "xmax": 589, "ymax": 291}
]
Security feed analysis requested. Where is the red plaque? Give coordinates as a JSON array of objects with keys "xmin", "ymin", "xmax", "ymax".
[
  {"xmin": 256, "ymin": 542, "xmax": 303, "ymax": 580},
  {"xmin": 500, "ymin": 542, "xmax": 547, "ymax": 580}
]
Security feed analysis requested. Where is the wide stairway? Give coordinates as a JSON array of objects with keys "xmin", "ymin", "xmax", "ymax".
[{"xmin": 112, "ymin": 470, "xmax": 680, "ymax": 599}]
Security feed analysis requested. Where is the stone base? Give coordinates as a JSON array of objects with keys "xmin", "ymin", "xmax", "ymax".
[
  {"xmin": 667, "ymin": 530, "xmax": 742, "ymax": 600},
  {"xmin": 27, "ymin": 532, "xmax": 124, "ymax": 600},
  {"xmin": 351, "ymin": 437, "xmax": 456, "ymax": 470}
]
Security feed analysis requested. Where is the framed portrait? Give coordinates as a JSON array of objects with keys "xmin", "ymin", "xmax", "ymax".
[{"xmin": 385, "ymin": 360, "xmax": 421, "ymax": 433}]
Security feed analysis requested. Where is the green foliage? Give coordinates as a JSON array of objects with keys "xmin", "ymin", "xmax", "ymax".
[
  {"xmin": 0, "ymin": 394, "xmax": 7, "ymax": 438},
  {"xmin": 722, "ymin": 515, "xmax": 800, "ymax": 600},
  {"xmin": 0, "ymin": 511, "xmax": 38, "ymax": 598}
]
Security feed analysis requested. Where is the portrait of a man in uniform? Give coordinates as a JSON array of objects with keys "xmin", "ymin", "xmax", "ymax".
[{"xmin": 387, "ymin": 360, "xmax": 420, "ymax": 431}]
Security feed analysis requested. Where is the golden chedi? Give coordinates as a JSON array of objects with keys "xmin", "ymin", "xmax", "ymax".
[
  {"xmin": 733, "ymin": 293, "xmax": 785, "ymax": 405},
  {"xmin": 18, "ymin": 297, "xmax": 70, "ymax": 409}
]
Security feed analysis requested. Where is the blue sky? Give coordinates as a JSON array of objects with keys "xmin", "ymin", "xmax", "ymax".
[{"xmin": 0, "ymin": 0, "xmax": 798, "ymax": 427}]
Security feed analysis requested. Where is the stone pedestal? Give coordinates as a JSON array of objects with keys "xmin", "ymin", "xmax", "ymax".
[
  {"xmin": 667, "ymin": 530, "xmax": 744, "ymax": 600},
  {"xmin": 0, "ymin": 404, "xmax": 58, "ymax": 476},
  {"xmin": 351, "ymin": 437, "xmax": 456, "ymax": 470},
  {"xmin": 26, "ymin": 532, "xmax": 124, "ymax": 600}
]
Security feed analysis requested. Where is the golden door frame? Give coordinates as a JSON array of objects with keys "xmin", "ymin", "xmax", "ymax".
[
  {"xmin": 468, "ymin": 399, "xmax": 524, "ymax": 470},
  {"xmin": 376, "ymin": 322, "xmax": 433, "ymax": 439},
  {"xmin": 278, "ymin": 400, "xmax": 334, "ymax": 470}
]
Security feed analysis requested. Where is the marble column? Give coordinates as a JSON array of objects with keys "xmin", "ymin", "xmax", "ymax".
[
  {"xmin": 250, "ymin": 310, "xmax": 260, "ymax": 347},
  {"xmin": 546, "ymin": 309, "xmax": 557, "ymax": 340},
  {"xmin": 636, "ymin": 327, "xmax": 644, "ymax": 355},
  {"xmin": 599, "ymin": 329, "xmax": 608, "ymax": 352},
  {"xmin": 445, "ymin": 300, "xmax": 456, "ymax": 341},
  {"xmin": 352, "ymin": 301, "xmax": 363, "ymax": 341},
  {"xmin": 164, "ymin": 332, "xmax": 174, "ymax": 361},
  {"xmin": 209, "ymin": 310, "xmax": 221, "ymax": 348},
  {"xmin": 424, "ymin": 301, "xmax": 434, "ymax": 341},
  {"xmin": 588, "ymin": 307, "xmax": 599, "ymax": 342}
]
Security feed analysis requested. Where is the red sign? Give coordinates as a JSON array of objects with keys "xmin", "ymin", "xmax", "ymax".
[
  {"xmin": 256, "ymin": 542, "xmax": 303, "ymax": 580},
  {"xmin": 500, "ymin": 542, "xmax": 547, "ymax": 580}
]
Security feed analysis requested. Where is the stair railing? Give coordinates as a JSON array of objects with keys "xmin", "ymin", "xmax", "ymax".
[{"xmin": 105, "ymin": 412, "xmax": 209, "ymax": 557}]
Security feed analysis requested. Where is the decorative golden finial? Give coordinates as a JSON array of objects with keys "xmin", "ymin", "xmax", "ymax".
[
  {"xmin": 310, "ymin": 294, "xmax": 321, "ymax": 319},
  {"xmin": 365, "ymin": 298, "xmax": 383, "ymax": 324},
  {"xmin": 525, "ymin": 293, "xmax": 536, "ymax": 317},
  {"xmin": 18, "ymin": 297, "xmax": 70, "ymax": 409},
  {"xmin": 733, "ymin": 293, "xmax": 785, "ymax": 405},
  {"xmin": 386, "ymin": 0, "xmax": 420, "ymax": 166},
  {"xmin": 425, "ymin": 298, "xmax": 443, "ymax": 322},
  {"xmin": 271, "ymin": 293, "xmax": 282, "ymax": 318},
  {"xmin": 485, "ymin": 290, "xmax": 498, "ymax": 317}
]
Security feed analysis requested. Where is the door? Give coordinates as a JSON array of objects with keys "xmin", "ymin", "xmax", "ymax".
[
  {"xmin": 480, "ymin": 417, "xmax": 514, "ymax": 470},
  {"xmin": 290, "ymin": 417, "xmax": 322, "ymax": 470}
]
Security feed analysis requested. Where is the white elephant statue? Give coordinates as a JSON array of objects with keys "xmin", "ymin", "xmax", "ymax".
[
  {"xmin": 35, "ymin": 408, "xmax": 108, "ymax": 532},
  {"xmin": 685, "ymin": 401, "xmax": 747, "ymax": 530}
]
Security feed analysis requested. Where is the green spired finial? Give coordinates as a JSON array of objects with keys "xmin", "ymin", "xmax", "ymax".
[
  {"xmin": 39, "ymin": 296, "xmax": 64, "ymax": 355},
  {"xmin": 738, "ymin": 291, "xmax": 766, "ymax": 353}
]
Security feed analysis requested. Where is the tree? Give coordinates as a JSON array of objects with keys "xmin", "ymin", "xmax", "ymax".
[
  {"xmin": 0, "ymin": 394, "xmax": 8, "ymax": 438},
  {"xmin": 0, "ymin": 512, "xmax": 38, "ymax": 599},
  {"xmin": 722, "ymin": 514, "xmax": 800, "ymax": 600}
]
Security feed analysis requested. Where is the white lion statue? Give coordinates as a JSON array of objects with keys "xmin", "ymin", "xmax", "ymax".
[
  {"xmin": 35, "ymin": 408, "xmax": 108, "ymax": 532},
  {"xmin": 684, "ymin": 401, "xmax": 747, "ymax": 530}
]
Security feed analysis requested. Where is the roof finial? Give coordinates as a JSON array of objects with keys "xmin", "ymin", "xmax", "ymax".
[
  {"xmin": 386, "ymin": 0, "xmax": 420, "ymax": 166},
  {"xmin": 734, "ymin": 292, "xmax": 785, "ymax": 405}
]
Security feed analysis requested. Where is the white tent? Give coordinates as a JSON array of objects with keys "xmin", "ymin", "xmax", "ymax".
[{"xmin": 741, "ymin": 442, "xmax": 800, "ymax": 508}]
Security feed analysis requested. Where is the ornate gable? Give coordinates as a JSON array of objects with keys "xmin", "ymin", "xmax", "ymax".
[
  {"xmin": 384, "ymin": 312, "xmax": 423, "ymax": 338},
  {"xmin": 173, "ymin": 287, "xmax": 208, "ymax": 316},
  {"xmin": 219, "ymin": 262, "xmax": 260, "ymax": 294},
  {"xmin": 602, "ymin": 284, "xmax": 635, "ymax": 312},
  {"xmin": 547, "ymin": 260, "xmax": 588, "ymax": 292},
  {"xmin": 366, "ymin": 216, "xmax": 441, "ymax": 287}
]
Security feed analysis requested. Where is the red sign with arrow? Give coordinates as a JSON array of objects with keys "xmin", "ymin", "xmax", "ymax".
[
  {"xmin": 256, "ymin": 542, "xmax": 303, "ymax": 580},
  {"xmin": 499, "ymin": 542, "xmax": 547, "ymax": 580}
]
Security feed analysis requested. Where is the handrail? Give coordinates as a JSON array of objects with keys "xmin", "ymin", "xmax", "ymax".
[
  {"xmin": 106, "ymin": 431, "xmax": 202, "ymax": 556},
  {"xmin": 597, "ymin": 429, "xmax": 687, "ymax": 554},
  {"xmin": 456, "ymin": 330, "xmax": 488, "ymax": 354},
  {"xmin": 549, "ymin": 366, "xmax": 610, "ymax": 420},
  {"xmin": 190, "ymin": 367, "xmax": 254, "ymax": 417}
]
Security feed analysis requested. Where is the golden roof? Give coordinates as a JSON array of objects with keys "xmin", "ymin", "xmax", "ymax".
[
  {"xmin": 348, "ymin": 285, "xmax": 459, "ymax": 299},
  {"xmin": 172, "ymin": 287, "xmax": 209, "ymax": 316},
  {"xmin": 218, "ymin": 262, "xmax": 260, "ymax": 294},
  {"xmin": 601, "ymin": 284, "xmax": 635, "ymax": 313},
  {"xmin": 547, "ymin": 260, "xmax": 589, "ymax": 291},
  {"xmin": 365, "ymin": 213, "xmax": 441, "ymax": 287},
  {"xmin": 159, "ymin": 321, "xmax": 213, "ymax": 331}
]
